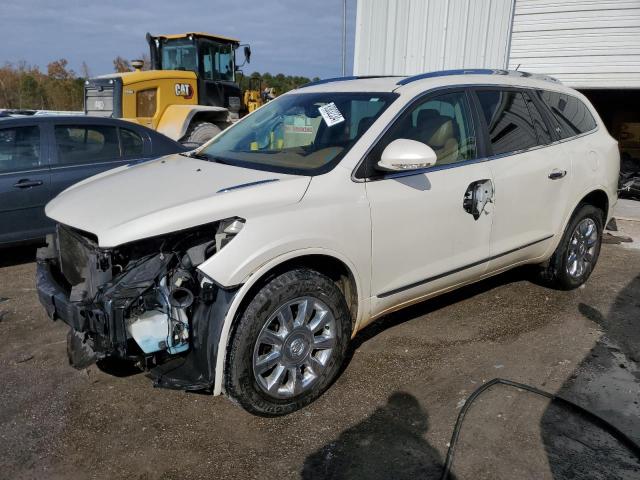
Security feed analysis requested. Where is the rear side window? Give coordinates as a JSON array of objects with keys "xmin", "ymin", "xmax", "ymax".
[
  {"xmin": 476, "ymin": 90, "xmax": 538, "ymax": 156},
  {"xmin": 120, "ymin": 128, "xmax": 144, "ymax": 157},
  {"xmin": 535, "ymin": 90, "xmax": 597, "ymax": 139},
  {"xmin": 54, "ymin": 125, "xmax": 120, "ymax": 165},
  {"xmin": 523, "ymin": 92, "xmax": 553, "ymax": 145},
  {"xmin": 0, "ymin": 126, "xmax": 42, "ymax": 173}
]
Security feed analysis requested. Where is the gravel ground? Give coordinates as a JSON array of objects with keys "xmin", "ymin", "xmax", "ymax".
[{"xmin": 0, "ymin": 222, "xmax": 639, "ymax": 480}]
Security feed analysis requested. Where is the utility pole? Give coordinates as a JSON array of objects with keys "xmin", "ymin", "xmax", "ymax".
[{"xmin": 342, "ymin": 0, "xmax": 347, "ymax": 76}]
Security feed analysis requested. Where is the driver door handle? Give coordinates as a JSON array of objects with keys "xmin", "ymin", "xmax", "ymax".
[
  {"xmin": 13, "ymin": 179, "xmax": 44, "ymax": 189},
  {"xmin": 548, "ymin": 169, "xmax": 567, "ymax": 180}
]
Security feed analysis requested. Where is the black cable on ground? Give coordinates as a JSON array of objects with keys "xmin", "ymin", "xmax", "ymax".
[{"xmin": 440, "ymin": 378, "xmax": 640, "ymax": 480}]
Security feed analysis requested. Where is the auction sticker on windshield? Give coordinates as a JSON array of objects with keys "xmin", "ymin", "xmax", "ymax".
[{"xmin": 318, "ymin": 102, "xmax": 345, "ymax": 127}]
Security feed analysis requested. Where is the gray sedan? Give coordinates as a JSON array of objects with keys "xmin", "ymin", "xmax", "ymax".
[{"xmin": 0, "ymin": 115, "xmax": 188, "ymax": 246}]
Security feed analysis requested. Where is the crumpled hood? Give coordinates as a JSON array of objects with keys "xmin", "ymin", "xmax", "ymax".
[{"xmin": 45, "ymin": 154, "xmax": 311, "ymax": 247}]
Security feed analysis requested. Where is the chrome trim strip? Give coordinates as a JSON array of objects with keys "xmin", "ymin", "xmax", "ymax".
[
  {"xmin": 216, "ymin": 178, "xmax": 279, "ymax": 193},
  {"xmin": 376, "ymin": 234, "xmax": 554, "ymax": 299}
]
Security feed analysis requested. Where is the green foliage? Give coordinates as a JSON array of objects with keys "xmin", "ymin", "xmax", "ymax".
[
  {"xmin": 0, "ymin": 59, "xmax": 84, "ymax": 111},
  {"xmin": 238, "ymin": 71, "xmax": 318, "ymax": 95}
]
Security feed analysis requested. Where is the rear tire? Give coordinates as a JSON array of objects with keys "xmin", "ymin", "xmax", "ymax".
[
  {"xmin": 181, "ymin": 121, "xmax": 221, "ymax": 148},
  {"xmin": 225, "ymin": 269, "xmax": 352, "ymax": 416},
  {"xmin": 539, "ymin": 204, "xmax": 604, "ymax": 290}
]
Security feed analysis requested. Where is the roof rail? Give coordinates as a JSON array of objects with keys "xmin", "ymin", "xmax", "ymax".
[
  {"xmin": 298, "ymin": 75, "xmax": 402, "ymax": 89},
  {"xmin": 396, "ymin": 69, "xmax": 561, "ymax": 86}
]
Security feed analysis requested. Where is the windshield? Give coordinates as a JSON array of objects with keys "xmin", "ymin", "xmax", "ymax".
[
  {"xmin": 199, "ymin": 92, "xmax": 397, "ymax": 175},
  {"xmin": 161, "ymin": 39, "xmax": 198, "ymax": 72}
]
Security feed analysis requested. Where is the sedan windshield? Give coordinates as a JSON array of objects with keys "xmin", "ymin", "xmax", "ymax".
[{"xmin": 199, "ymin": 91, "xmax": 397, "ymax": 175}]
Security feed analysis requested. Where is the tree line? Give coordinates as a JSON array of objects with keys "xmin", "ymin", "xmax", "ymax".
[
  {"xmin": 0, "ymin": 60, "xmax": 85, "ymax": 111},
  {"xmin": 0, "ymin": 59, "xmax": 321, "ymax": 111}
]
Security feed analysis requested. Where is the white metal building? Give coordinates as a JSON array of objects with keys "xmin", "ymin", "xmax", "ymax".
[
  {"xmin": 353, "ymin": 0, "xmax": 640, "ymax": 169},
  {"xmin": 353, "ymin": 0, "xmax": 640, "ymax": 89}
]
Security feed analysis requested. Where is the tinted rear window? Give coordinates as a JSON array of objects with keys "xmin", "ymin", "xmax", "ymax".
[
  {"xmin": 523, "ymin": 92, "xmax": 553, "ymax": 145},
  {"xmin": 0, "ymin": 126, "xmax": 42, "ymax": 173},
  {"xmin": 54, "ymin": 125, "xmax": 120, "ymax": 165},
  {"xmin": 120, "ymin": 128, "xmax": 144, "ymax": 157},
  {"xmin": 476, "ymin": 90, "xmax": 538, "ymax": 156},
  {"xmin": 534, "ymin": 90, "xmax": 597, "ymax": 139}
]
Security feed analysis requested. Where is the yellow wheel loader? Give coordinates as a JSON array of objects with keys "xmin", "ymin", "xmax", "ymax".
[
  {"xmin": 242, "ymin": 76, "xmax": 264, "ymax": 114},
  {"xmin": 84, "ymin": 32, "xmax": 251, "ymax": 146}
]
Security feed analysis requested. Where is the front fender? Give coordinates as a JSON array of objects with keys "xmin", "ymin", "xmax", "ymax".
[{"xmin": 206, "ymin": 246, "xmax": 367, "ymax": 396}]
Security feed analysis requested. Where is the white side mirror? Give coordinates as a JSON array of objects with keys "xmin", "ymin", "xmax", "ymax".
[{"xmin": 377, "ymin": 139, "xmax": 437, "ymax": 172}]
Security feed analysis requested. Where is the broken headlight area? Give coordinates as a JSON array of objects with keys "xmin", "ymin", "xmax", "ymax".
[{"xmin": 37, "ymin": 218, "xmax": 244, "ymax": 390}]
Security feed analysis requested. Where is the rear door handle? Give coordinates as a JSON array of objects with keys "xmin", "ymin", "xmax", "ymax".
[
  {"xmin": 548, "ymin": 169, "xmax": 567, "ymax": 180},
  {"xmin": 13, "ymin": 179, "xmax": 44, "ymax": 189}
]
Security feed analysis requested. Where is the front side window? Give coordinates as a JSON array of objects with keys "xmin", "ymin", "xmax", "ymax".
[
  {"xmin": 363, "ymin": 91, "xmax": 477, "ymax": 179},
  {"xmin": 54, "ymin": 125, "xmax": 120, "ymax": 165},
  {"xmin": 201, "ymin": 42, "xmax": 234, "ymax": 81},
  {"xmin": 200, "ymin": 92, "xmax": 397, "ymax": 175},
  {"xmin": 0, "ymin": 126, "xmax": 42, "ymax": 173},
  {"xmin": 535, "ymin": 90, "xmax": 597, "ymax": 139},
  {"xmin": 476, "ymin": 90, "xmax": 538, "ymax": 156}
]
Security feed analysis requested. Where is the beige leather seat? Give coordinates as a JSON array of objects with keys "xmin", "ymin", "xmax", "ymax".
[{"xmin": 412, "ymin": 109, "xmax": 460, "ymax": 164}]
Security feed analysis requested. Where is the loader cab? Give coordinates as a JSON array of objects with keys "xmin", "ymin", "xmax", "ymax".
[{"xmin": 147, "ymin": 32, "xmax": 245, "ymax": 114}]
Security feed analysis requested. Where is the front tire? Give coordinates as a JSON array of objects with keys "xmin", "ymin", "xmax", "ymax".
[
  {"xmin": 539, "ymin": 204, "xmax": 604, "ymax": 290},
  {"xmin": 181, "ymin": 121, "xmax": 221, "ymax": 148},
  {"xmin": 225, "ymin": 269, "xmax": 352, "ymax": 416}
]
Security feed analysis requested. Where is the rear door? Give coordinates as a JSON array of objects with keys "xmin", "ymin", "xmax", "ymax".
[
  {"xmin": 0, "ymin": 123, "xmax": 52, "ymax": 244},
  {"xmin": 49, "ymin": 122, "xmax": 132, "ymax": 198},
  {"xmin": 471, "ymin": 87, "xmax": 571, "ymax": 271}
]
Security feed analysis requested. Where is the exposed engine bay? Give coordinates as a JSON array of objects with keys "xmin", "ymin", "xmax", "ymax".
[{"xmin": 36, "ymin": 218, "xmax": 244, "ymax": 391}]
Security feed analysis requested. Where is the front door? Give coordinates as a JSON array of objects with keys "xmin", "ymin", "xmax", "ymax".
[
  {"xmin": 364, "ymin": 90, "xmax": 494, "ymax": 321},
  {"xmin": 0, "ymin": 124, "xmax": 52, "ymax": 244}
]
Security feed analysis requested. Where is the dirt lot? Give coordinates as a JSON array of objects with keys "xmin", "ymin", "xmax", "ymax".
[{"xmin": 1, "ymin": 221, "xmax": 639, "ymax": 480}]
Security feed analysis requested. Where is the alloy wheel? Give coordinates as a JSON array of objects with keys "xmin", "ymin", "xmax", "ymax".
[{"xmin": 252, "ymin": 296, "xmax": 337, "ymax": 399}]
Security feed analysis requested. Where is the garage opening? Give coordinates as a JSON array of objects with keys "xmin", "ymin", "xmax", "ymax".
[{"xmin": 580, "ymin": 89, "xmax": 640, "ymax": 198}]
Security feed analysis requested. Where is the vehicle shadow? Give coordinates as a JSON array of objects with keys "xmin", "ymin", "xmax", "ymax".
[
  {"xmin": 0, "ymin": 244, "xmax": 41, "ymax": 268},
  {"xmin": 300, "ymin": 391, "xmax": 453, "ymax": 479},
  {"xmin": 540, "ymin": 275, "xmax": 640, "ymax": 479}
]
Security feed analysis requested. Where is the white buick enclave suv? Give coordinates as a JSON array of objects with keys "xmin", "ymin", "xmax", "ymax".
[{"xmin": 37, "ymin": 70, "xmax": 619, "ymax": 415}]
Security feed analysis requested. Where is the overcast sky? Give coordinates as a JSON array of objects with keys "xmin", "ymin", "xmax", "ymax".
[{"xmin": 1, "ymin": 0, "xmax": 357, "ymax": 79}]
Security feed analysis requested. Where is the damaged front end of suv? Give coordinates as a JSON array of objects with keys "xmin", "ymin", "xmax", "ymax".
[{"xmin": 36, "ymin": 217, "xmax": 244, "ymax": 391}]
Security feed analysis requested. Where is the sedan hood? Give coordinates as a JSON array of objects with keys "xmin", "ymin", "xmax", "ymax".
[{"xmin": 45, "ymin": 154, "xmax": 311, "ymax": 247}]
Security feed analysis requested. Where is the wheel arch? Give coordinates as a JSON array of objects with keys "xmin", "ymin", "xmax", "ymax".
[
  {"xmin": 156, "ymin": 104, "xmax": 229, "ymax": 141},
  {"xmin": 542, "ymin": 186, "xmax": 611, "ymax": 264},
  {"xmin": 578, "ymin": 188, "xmax": 610, "ymax": 223},
  {"xmin": 212, "ymin": 249, "xmax": 364, "ymax": 395}
]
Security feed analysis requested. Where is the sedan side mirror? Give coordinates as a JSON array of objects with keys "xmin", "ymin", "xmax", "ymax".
[{"xmin": 377, "ymin": 138, "xmax": 437, "ymax": 172}]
